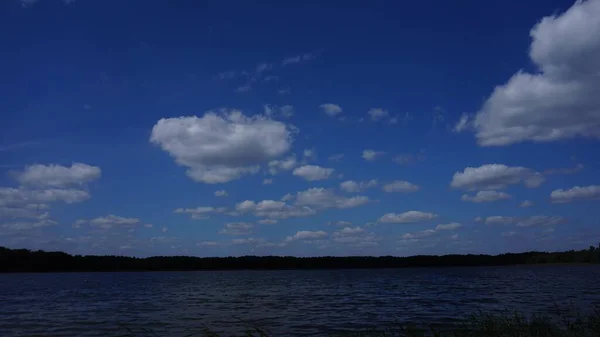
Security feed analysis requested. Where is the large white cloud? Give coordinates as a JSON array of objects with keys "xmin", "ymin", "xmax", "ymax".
[
  {"xmin": 150, "ymin": 109, "xmax": 294, "ymax": 183},
  {"xmin": 550, "ymin": 185, "xmax": 600, "ymax": 203},
  {"xmin": 461, "ymin": 190, "xmax": 511, "ymax": 203},
  {"xmin": 382, "ymin": 180, "xmax": 420, "ymax": 193},
  {"xmin": 464, "ymin": 0, "xmax": 600, "ymax": 146},
  {"xmin": 451, "ymin": 164, "xmax": 544, "ymax": 190},
  {"xmin": 378, "ymin": 211, "xmax": 439, "ymax": 224},
  {"xmin": 15, "ymin": 163, "xmax": 101, "ymax": 188},
  {"xmin": 292, "ymin": 165, "xmax": 334, "ymax": 181}
]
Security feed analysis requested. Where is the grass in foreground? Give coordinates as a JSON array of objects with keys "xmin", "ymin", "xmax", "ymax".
[{"xmin": 118, "ymin": 307, "xmax": 600, "ymax": 337}]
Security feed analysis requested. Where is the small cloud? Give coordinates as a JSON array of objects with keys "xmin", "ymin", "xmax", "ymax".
[
  {"xmin": 292, "ymin": 165, "xmax": 334, "ymax": 181},
  {"xmin": 161, "ymin": 227, "xmax": 168, "ymax": 233},
  {"xmin": 282, "ymin": 53, "xmax": 316, "ymax": 66},
  {"xmin": 319, "ymin": 103, "xmax": 343, "ymax": 116},
  {"xmin": 362, "ymin": 150, "xmax": 384, "ymax": 161},
  {"xmin": 519, "ymin": 200, "xmax": 534, "ymax": 208},
  {"xmin": 235, "ymin": 84, "xmax": 252, "ymax": 93},
  {"xmin": 278, "ymin": 88, "xmax": 290, "ymax": 95},
  {"xmin": 367, "ymin": 108, "xmax": 389, "ymax": 121},
  {"xmin": 328, "ymin": 154, "xmax": 344, "ymax": 161},
  {"xmin": 263, "ymin": 178, "xmax": 273, "ymax": 185},
  {"xmin": 214, "ymin": 190, "xmax": 228, "ymax": 197}
]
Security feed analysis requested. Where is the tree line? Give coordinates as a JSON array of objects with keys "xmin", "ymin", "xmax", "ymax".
[{"xmin": 1, "ymin": 245, "xmax": 599, "ymax": 273}]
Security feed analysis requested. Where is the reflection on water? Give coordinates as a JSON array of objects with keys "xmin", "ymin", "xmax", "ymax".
[{"xmin": 1, "ymin": 265, "xmax": 599, "ymax": 336}]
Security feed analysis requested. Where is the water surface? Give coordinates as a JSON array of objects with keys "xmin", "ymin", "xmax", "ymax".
[{"xmin": 1, "ymin": 265, "xmax": 599, "ymax": 336}]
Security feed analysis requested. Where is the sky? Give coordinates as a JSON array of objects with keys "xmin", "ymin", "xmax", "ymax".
[{"xmin": 1, "ymin": 0, "xmax": 599, "ymax": 257}]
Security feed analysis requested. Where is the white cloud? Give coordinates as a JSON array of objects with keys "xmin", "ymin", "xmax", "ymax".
[
  {"xmin": 550, "ymin": 185, "xmax": 600, "ymax": 203},
  {"xmin": 235, "ymin": 199, "xmax": 316, "ymax": 220},
  {"xmin": 292, "ymin": 165, "xmax": 334, "ymax": 181},
  {"xmin": 268, "ymin": 156, "xmax": 297, "ymax": 175},
  {"xmin": 334, "ymin": 226, "xmax": 364, "ymax": 236},
  {"xmin": 285, "ymin": 230, "xmax": 328, "ymax": 241},
  {"xmin": 382, "ymin": 180, "xmax": 420, "ymax": 193},
  {"xmin": 73, "ymin": 215, "xmax": 140, "ymax": 230},
  {"xmin": 450, "ymin": 164, "xmax": 544, "ymax": 190},
  {"xmin": 328, "ymin": 154, "xmax": 344, "ymax": 161},
  {"xmin": 340, "ymin": 179, "xmax": 378, "ymax": 193},
  {"xmin": 461, "ymin": 190, "xmax": 511, "ymax": 203},
  {"xmin": 362, "ymin": 150, "xmax": 384, "ymax": 161},
  {"xmin": 435, "ymin": 222, "xmax": 462, "ymax": 231},
  {"xmin": 262, "ymin": 178, "xmax": 273, "ymax": 185},
  {"xmin": 467, "ymin": 0, "xmax": 600, "ymax": 146},
  {"xmin": 258, "ymin": 219, "xmax": 278, "ymax": 224},
  {"xmin": 519, "ymin": 200, "xmax": 534, "ymax": 208},
  {"xmin": 319, "ymin": 103, "xmax": 343, "ymax": 116},
  {"xmin": 15, "ymin": 163, "xmax": 101, "ymax": 188},
  {"xmin": 367, "ymin": 108, "xmax": 389, "ymax": 121},
  {"xmin": 174, "ymin": 206, "xmax": 226, "ymax": 220},
  {"xmin": 219, "ymin": 222, "xmax": 253, "ymax": 236},
  {"xmin": 150, "ymin": 109, "xmax": 294, "ymax": 183},
  {"xmin": 330, "ymin": 220, "xmax": 353, "ymax": 226},
  {"xmin": 295, "ymin": 187, "xmax": 370, "ymax": 209},
  {"xmin": 2, "ymin": 219, "xmax": 56, "ymax": 231},
  {"xmin": 198, "ymin": 241, "xmax": 219, "ymax": 246},
  {"xmin": 378, "ymin": 211, "xmax": 439, "ymax": 224},
  {"xmin": 214, "ymin": 190, "xmax": 228, "ymax": 197},
  {"xmin": 400, "ymin": 222, "xmax": 461, "ymax": 241},
  {"xmin": 264, "ymin": 104, "xmax": 294, "ymax": 118},
  {"xmin": 0, "ymin": 187, "xmax": 90, "ymax": 208},
  {"xmin": 454, "ymin": 113, "xmax": 471, "ymax": 132},
  {"xmin": 282, "ymin": 53, "xmax": 315, "ymax": 66},
  {"xmin": 232, "ymin": 237, "xmax": 265, "ymax": 245},
  {"xmin": 393, "ymin": 153, "xmax": 425, "ymax": 165},
  {"xmin": 482, "ymin": 215, "xmax": 566, "ymax": 227}
]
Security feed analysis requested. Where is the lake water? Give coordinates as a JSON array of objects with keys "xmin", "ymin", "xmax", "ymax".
[{"xmin": 1, "ymin": 265, "xmax": 600, "ymax": 336}]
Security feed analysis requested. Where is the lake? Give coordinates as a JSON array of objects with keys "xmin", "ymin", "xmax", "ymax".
[{"xmin": 1, "ymin": 265, "xmax": 599, "ymax": 336}]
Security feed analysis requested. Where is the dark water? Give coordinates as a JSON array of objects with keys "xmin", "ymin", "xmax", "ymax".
[{"xmin": 1, "ymin": 265, "xmax": 600, "ymax": 336}]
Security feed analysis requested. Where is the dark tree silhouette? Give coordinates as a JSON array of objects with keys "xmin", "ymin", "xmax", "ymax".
[{"xmin": 0, "ymin": 245, "xmax": 598, "ymax": 273}]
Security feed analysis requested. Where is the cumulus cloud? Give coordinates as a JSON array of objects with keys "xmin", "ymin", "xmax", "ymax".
[
  {"xmin": 382, "ymin": 180, "xmax": 420, "ymax": 193},
  {"xmin": 319, "ymin": 103, "xmax": 343, "ymax": 116},
  {"xmin": 340, "ymin": 179, "xmax": 378, "ymax": 193},
  {"xmin": 232, "ymin": 237, "xmax": 265, "ymax": 245},
  {"xmin": 450, "ymin": 164, "xmax": 544, "ymax": 190},
  {"xmin": 482, "ymin": 215, "xmax": 566, "ymax": 227},
  {"xmin": 219, "ymin": 222, "xmax": 253, "ymax": 235},
  {"xmin": 400, "ymin": 222, "xmax": 462, "ymax": 241},
  {"xmin": 285, "ymin": 230, "xmax": 328, "ymax": 241},
  {"xmin": 362, "ymin": 150, "xmax": 384, "ymax": 161},
  {"xmin": 467, "ymin": 0, "xmax": 600, "ymax": 146},
  {"xmin": 292, "ymin": 165, "xmax": 334, "ymax": 181},
  {"xmin": 268, "ymin": 156, "xmax": 297, "ymax": 175},
  {"xmin": 550, "ymin": 185, "xmax": 600, "ymax": 203},
  {"xmin": 150, "ymin": 109, "xmax": 294, "ymax": 183},
  {"xmin": 174, "ymin": 206, "xmax": 226, "ymax": 220},
  {"xmin": 75, "ymin": 215, "xmax": 140, "ymax": 230},
  {"xmin": 378, "ymin": 211, "xmax": 439, "ymax": 224},
  {"xmin": 367, "ymin": 108, "xmax": 389, "ymax": 121},
  {"xmin": 15, "ymin": 163, "xmax": 101, "ymax": 188},
  {"xmin": 235, "ymin": 199, "xmax": 316, "ymax": 220},
  {"xmin": 214, "ymin": 190, "xmax": 228, "ymax": 197},
  {"xmin": 461, "ymin": 190, "xmax": 511, "ymax": 203},
  {"xmin": 295, "ymin": 188, "xmax": 370, "ymax": 209}
]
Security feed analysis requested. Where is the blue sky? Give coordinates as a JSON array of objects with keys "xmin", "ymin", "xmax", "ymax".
[{"xmin": 1, "ymin": 0, "xmax": 599, "ymax": 257}]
